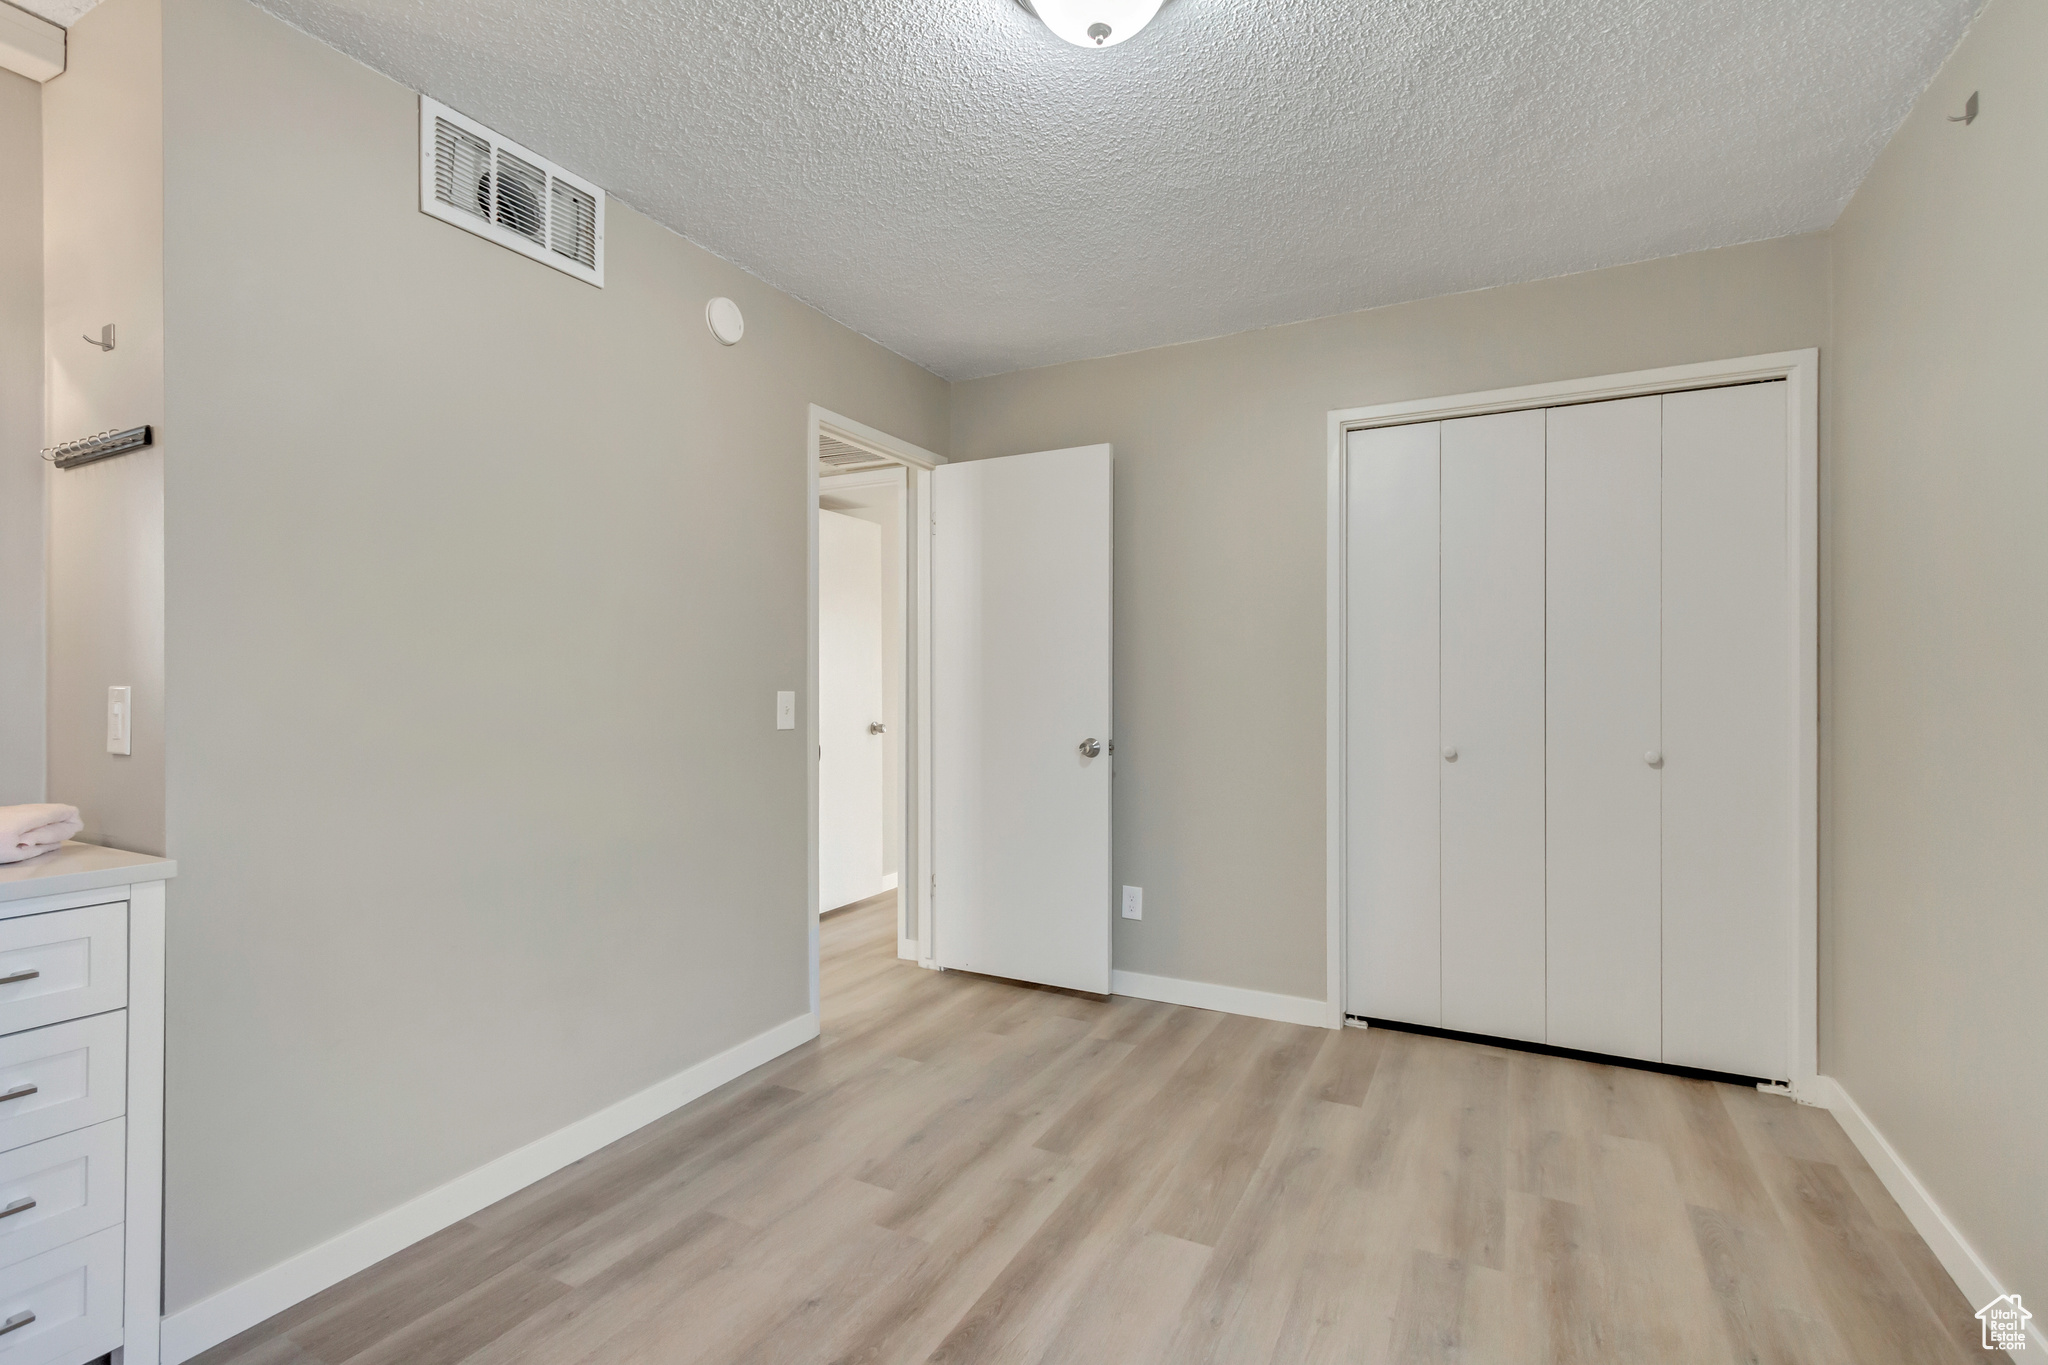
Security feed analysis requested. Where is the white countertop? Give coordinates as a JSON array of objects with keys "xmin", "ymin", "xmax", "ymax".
[{"xmin": 0, "ymin": 841, "xmax": 177, "ymax": 903}]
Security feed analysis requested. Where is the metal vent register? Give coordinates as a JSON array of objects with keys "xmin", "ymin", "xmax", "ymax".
[
  {"xmin": 422, "ymin": 97, "xmax": 604, "ymax": 285},
  {"xmin": 819, "ymin": 434, "xmax": 897, "ymax": 473}
]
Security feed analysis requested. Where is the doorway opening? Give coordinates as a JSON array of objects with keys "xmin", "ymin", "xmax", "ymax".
[
  {"xmin": 806, "ymin": 408, "xmax": 941, "ymax": 1018},
  {"xmin": 818, "ymin": 469, "xmax": 900, "ymax": 922},
  {"xmin": 807, "ymin": 416, "xmax": 1118, "ymax": 1022}
]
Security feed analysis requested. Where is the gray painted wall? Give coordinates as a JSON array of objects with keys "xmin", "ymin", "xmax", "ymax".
[
  {"xmin": 1828, "ymin": 0, "xmax": 2043, "ymax": 1309},
  {"xmin": 42, "ymin": 0, "xmax": 166, "ymax": 853},
  {"xmin": 0, "ymin": 69, "xmax": 43, "ymax": 805},
  {"xmin": 950, "ymin": 236, "xmax": 1832, "ymax": 1001},
  {"xmin": 159, "ymin": 0, "xmax": 946, "ymax": 1311}
]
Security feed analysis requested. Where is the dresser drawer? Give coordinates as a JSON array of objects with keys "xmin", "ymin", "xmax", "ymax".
[
  {"xmin": 0, "ymin": 1224, "xmax": 123, "ymax": 1364},
  {"xmin": 0, "ymin": 1122, "xmax": 123, "ymax": 1274},
  {"xmin": 0, "ymin": 1017, "xmax": 124, "ymax": 1157},
  {"xmin": 0, "ymin": 904, "xmax": 126, "ymax": 1040}
]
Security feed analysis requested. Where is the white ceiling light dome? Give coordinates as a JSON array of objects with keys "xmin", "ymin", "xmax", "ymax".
[{"xmin": 1024, "ymin": 0, "xmax": 1165, "ymax": 48}]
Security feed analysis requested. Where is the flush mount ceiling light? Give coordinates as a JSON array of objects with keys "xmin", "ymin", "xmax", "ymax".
[{"xmin": 1021, "ymin": 0, "xmax": 1165, "ymax": 48}]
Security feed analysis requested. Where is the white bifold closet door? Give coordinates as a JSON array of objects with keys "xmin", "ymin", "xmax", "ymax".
[
  {"xmin": 1662, "ymin": 383, "xmax": 1793, "ymax": 1078},
  {"xmin": 1344, "ymin": 380, "xmax": 1795, "ymax": 1082},
  {"xmin": 1545, "ymin": 396, "xmax": 1663, "ymax": 1061},
  {"xmin": 1438, "ymin": 411, "xmax": 1547, "ymax": 1043},
  {"xmin": 1343, "ymin": 422, "xmax": 1441, "ymax": 1026},
  {"xmin": 1343, "ymin": 410, "xmax": 1549, "ymax": 1041}
]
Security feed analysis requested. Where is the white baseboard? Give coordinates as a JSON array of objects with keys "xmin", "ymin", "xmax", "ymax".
[
  {"xmin": 880, "ymin": 872, "xmax": 898, "ymax": 891},
  {"xmin": 1110, "ymin": 969, "xmax": 1331, "ymax": 1029},
  {"xmin": 159, "ymin": 1011, "xmax": 820, "ymax": 1364},
  {"xmin": 1814, "ymin": 1074, "xmax": 2045, "ymax": 1351}
]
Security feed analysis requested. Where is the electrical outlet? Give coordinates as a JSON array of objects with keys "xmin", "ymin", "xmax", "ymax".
[
  {"xmin": 1121, "ymin": 885, "xmax": 1142, "ymax": 920},
  {"xmin": 776, "ymin": 690, "xmax": 796, "ymax": 730}
]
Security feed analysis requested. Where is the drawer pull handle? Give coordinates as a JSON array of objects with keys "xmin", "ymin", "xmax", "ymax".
[
  {"xmin": 0, "ymin": 1196, "xmax": 33, "ymax": 1220},
  {"xmin": 0, "ymin": 1310, "xmax": 32, "ymax": 1336},
  {"xmin": 0, "ymin": 969, "xmax": 38, "ymax": 987},
  {"xmin": 0, "ymin": 1084, "xmax": 36, "ymax": 1104}
]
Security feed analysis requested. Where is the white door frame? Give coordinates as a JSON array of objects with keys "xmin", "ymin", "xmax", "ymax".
[
  {"xmin": 1324, "ymin": 350, "xmax": 1820, "ymax": 1099},
  {"xmin": 808, "ymin": 406, "xmax": 945, "ymax": 1017}
]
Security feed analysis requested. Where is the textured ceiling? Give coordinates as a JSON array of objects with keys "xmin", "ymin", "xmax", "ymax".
[
  {"xmin": 31, "ymin": 0, "xmax": 1981, "ymax": 378},
  {"xmin": 18, "ymin": 0, "xmax": 97, "ymax": 26}
]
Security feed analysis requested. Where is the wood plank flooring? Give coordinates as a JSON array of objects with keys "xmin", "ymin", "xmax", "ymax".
[{"xmin": 194, "ymin": 899, "xmax": 2000, "ymax": 1364}]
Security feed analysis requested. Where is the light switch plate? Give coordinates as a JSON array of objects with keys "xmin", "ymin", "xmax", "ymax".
[
  {"xmin": 107, "ymin": 686, "xmax": 131, "ymax": 755},
  {"xmin": 776, "ymin": 690, "xmax": 796, "ymax": 730},
  {"xmin": 1121, "ymin": 885, "xmax": 1142, "ymax": 920}
]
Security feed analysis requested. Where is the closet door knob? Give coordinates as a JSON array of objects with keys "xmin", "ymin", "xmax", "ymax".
[
  {"xmin": 1645, "ymin": 750, "xmax": 1663, "ymax": 768},
  {"xmin": 1442, "ymin": 746, "xmax": 1458, "ymax": 762},
  {"xmin": 1079, "ymin": 738, "xmax": 1102, "ymax": 758}
]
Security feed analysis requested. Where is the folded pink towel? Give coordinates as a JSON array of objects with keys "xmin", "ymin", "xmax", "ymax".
[{"xmin": 0, "ymin": 804, "xmax": 83, "ymax": 864}]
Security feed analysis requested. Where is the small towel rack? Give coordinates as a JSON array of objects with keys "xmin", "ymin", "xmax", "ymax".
[{"xmin": 43, "ymin": 425, "xmax": 153, "ymax": 469}]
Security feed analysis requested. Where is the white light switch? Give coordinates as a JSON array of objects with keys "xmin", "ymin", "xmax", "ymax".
[
  {"xmin": 776, "ymin": 690, "xmax": 796, "ymax": 730},
  {"xmin": 107, "ymin": 686, "xmax": 131, "ymax": 755},
  {"xmin": 1121, "ymin": 885, "xmax": 1143, "ymax": 920}
]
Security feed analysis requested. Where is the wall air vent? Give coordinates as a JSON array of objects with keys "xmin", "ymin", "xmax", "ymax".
[{"xmin": 419, "ymin": 96, "xmax": 603, "ymax": 287}]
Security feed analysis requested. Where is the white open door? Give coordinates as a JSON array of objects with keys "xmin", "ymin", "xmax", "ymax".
[{"xmin": 932, "ymin": 445, "xmax": 1112, "ymax": 994}]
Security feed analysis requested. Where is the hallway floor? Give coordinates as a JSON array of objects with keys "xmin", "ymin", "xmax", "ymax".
[{"xmin": 193, "ymin": 898, "xmax": 1994, "ymax": 1364}]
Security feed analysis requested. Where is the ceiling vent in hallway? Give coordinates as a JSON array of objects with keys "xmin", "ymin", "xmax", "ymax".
[
  {"xmin": 420, "ymin": 96, "xmax": 604, "ymax": 287},
  {"xmin": 818, "ymin": 432, "xmax": 900, "ymax": 477}
]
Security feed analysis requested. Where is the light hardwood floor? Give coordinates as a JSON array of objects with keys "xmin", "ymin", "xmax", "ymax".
[{"xmin": 194, "ymin": 899, "xmax": 1999, "ymax": 1364}]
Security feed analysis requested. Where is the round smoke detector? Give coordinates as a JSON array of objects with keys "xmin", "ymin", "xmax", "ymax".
[{"xmin": 705, "ymin": 296, "xmax": 745, "ymax": 346}]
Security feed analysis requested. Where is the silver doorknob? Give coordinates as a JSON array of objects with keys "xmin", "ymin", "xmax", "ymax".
[
  {"xmin": 1442, "ymin": 746, "xmax": 1458, "ymax": 762},
  {"xmin": 869, "ymin": 722, "xmax": 886, "ymax": 735},
  {"xmin": 1645, "ymin": 750, "xmax": 1663, "ymax": 768},
  {"xmin": 1079, "ymin": 738, "xmax": 1102, "ymax": 758}
]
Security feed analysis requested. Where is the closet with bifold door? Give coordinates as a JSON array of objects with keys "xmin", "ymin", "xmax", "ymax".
[{"xmin": 1343, "ymin": 380, "xmax": 1796, "ymax": 1082}]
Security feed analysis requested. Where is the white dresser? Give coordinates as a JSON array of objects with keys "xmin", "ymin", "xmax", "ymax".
[{"xmin": 0, "ymin": 844, "xmax": 172, "ymax": 1365}]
